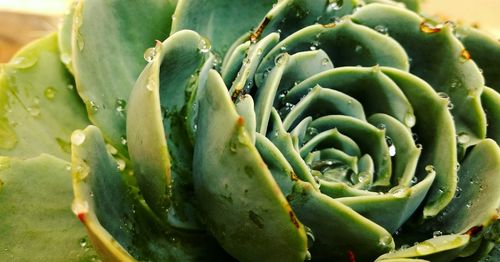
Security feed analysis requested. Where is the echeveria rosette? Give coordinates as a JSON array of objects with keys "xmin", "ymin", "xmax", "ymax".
[{"xmin": 0, "ymin": 0, "xmax": 500, "ymax": 261}]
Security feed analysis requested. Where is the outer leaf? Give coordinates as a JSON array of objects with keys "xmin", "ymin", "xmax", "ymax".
[
  {"xmin": 71, "ymin": 126, "xmax": 230, "ymax": 261},
  {"xmin": 481, "ymin": 87, "xmax": 500, "ymax": 144},
  {"xmin": 456, "ymin": 26, "xmax": 500, "ymax": 92},
  {"xmin": 126, "ymin": 30, "xmax": 211, "ymax": 229},
  {"xmin": 193, "ymin": 70, "xmax": 308, "ymax": 261},
  {"xmin": 171, "ymin": 0, "xmax": 275, "ymax": 56},
  {"xmin": 376, "ymin": 234, "xmax": 470, "ymax": 262},
  {"xmin": 72, "ymin": 0, "xmax": 174, "ymax": 154},
  {"xmin": 353, "ymin": 4, "xmax": 487, "ymax": 149},
  {"xmin": 0, "ymin": 154, "xmax": 98, "ymax": 261},
  {"xmin": 382, "ymin": 67, "xmax": 457, "ymax": 218},
  {"xmin": 0, "ymin": 33, "xmax": 89, "ymax": 160}
]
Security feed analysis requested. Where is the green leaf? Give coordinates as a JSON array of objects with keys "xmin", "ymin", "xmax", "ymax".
[
  {"xmin": 425, "ymin": 139, "xmax": 500, "ymax": 235},
  {"xmin": 456, "ymin": 26, "xmax": 500, "ymax": 93},
  {"xmin": 289, "ymin": 181, "xmax": 395, "ymax": 261},
  {"xmin": 193, "ymin": 70, "xmax": 308, "ymax": 261},
  {"xmin": 0, "ymin": 33, "xmax": 90, "ymax": 160},
  {"xmin": 285, "ymin": 67, "xmax": 415, "ymax": 127},
  {"xmin": 353, "ymin": 4, "xmax": 487, "ymax": 149},
  {"xmin": 71, "ymin": 126, "xmax": 230, "ymax": 261},
  {"xmin": 171, "ymin": 0, "xmax": 275, "ymax": 57},
  {"xmin": 382, "ymin": 67, "xmax": 458, "ymax": 218},
  {"xmin": 126, "ymin": 30, "xmax": 211, "ymax": 229},
  {"xmin": 257, "ymin": 20, "xmax": 410, "ymax": 77},
  {"xmin": 481, "ymin": 86, "xmax": 500, "ymax": 144},
  {"xmin": 72, "ymin": 0, "xmax": 174, "ymax": 154},
  {"xmin": 0, "ymin": 154, "xmax": 98, "ymax": 261},
  {"xmin": 376, "ymin": 234, "xmax": 470, "ymax": 261}
]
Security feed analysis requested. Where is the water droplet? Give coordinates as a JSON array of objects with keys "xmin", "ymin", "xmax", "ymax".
[
  {"xmin": 28, "ymin": 105, "xmax": 40, "ymax": 117},
  {"xmin": 355, "ymin": 45, "xmax": 363, "ymax": 53},
  {"xmin": 280, "ymin": 46, "xmax": 287, "ymax": 52},
  {"xmin": 65, "ymin": 164, "xmax": 72, "ymax": 171},
  {"xmin": 306, "ymin": 127, "xmax": 318, "ymax": 137},
  {"xmin": 76, "ymin": 33, "xmax": 85, "ymax": 51},
  {"xmin": 374, "ymin": 25, "xmax": 388, "ymax": 35},
  {"xmin": 115, "ymin": 98, "xmax": 126, "ymax": 113},
  {"xmin": 305, "ymin": 251, "xmax": 312, "ymax": 261},
  {"xmin": 416, "ymin": 242, "xmax": 435, "ymax": 255},
  {"xmin": 11, "ymin": 56, "xmax": 38, "ymax": 69},
  {"xmin": 310, "ymin": 45, "xmax": 317, "ymax": 51},
  {"xmin": 411, "ymin": 176, "xmax": 419, "ymax": 185},
  {"xmin": 305, "ymin": 226, "xmax": 315, "ymax": 248},
  {"xmin": 357, "ymin": 171, "xmax": 371, "ymax": 183},
  {"xmin": 460, "ymin": 49, "xmax": 471, "ymax": 61},
  {"xmin": 79, "ymin": 237, "xmax": 88, "ymax": 248},
  {"xmin": 416, "ymin": 143, "xmax": 423, "ymax": 149},
  {"xmin": 75, "ymin": 161, "xmax": 90, "ymax": 180},
  {"xmin": 67, "ymin": 84, "xmax": 75, "ymax": 90},
  {"xmin": 455, "ymin": 186, "xmax": 462, "ymax": 198},
  {"xmin": 377, "ymin": 123, "xmax": 386, "ymax": 130},
  {"xmin": 274, "ymin": 53, "xmax": 288, "ymax": 66},
  {"xmin": 44, "ymin": 87, "xmax": 56, "ymax": 100},
  {"xmin": 389, "ymin": 144, "xmax": 396, "ymax": 157},
  {"xmin": 144, "ymin": 47, "xmax": 156, "ymax": 63},
  {"xmin": 89, "ymin": 100, "xmax": 99, "ymax": 113},
  {"xmin": 321, "ymin": 58, "xmax": 330, "ymax": 66},
  {"xmin": 447, "ymin": 102, "xmax": 454, "ymax": 110},
  {"xmin": 412, "ymin": 132, "xmax": 419, "ymax": 142},
  {"xmin": 106, "ymin": 144, "xmax": 118, "ymax": 155},
  {"xmin": 425, "ymin": 165, "xmax": 435, "ymax": 174},
  {"xmin": 116, "ymin": 159, "xmax": 126, "ymax": 171},
  {"xmin": 386, "ymin": 136, "xmax": 396, "ymax": 157},
  {"xmin": 389, "ymin": 185, "xmax": 410, "ymax": 198},
  {"xmin": 71, "ymin": 130, "xmax": 86, "ymax": 145},
  {"xmin": 60, "ymin": 53, "xmax": 72, "ymax": 65},
  {"xmin": 198, "ymin": 37, "xmax": 211, "ymax": 53},
  {"xmin": 327, "ymin": 0, "xmax": 343, "ymax": 12},
  {"xmin": 279, "ymin": 102, "xmax": 294, "ymax": 117},
  {"xmin": 457, "ymin": 132, "xmax": 470, "ymax": 144},
  {"xmin": 256, "ymin": 48, "xmax": 263, "ymax": 56},
  {"xmin": 437, "ymin": 92, "xmax": 449, "ymax": 99},
  {"xmin": 433, "ymin": 230, "xmax": 443, "ymax": 238},
  {"xmin": 121, "ymin": 136, "xmax": 128, "ymax": 145},
  {"xmin": 71, "ymin": 199, "xmax": 89, "ymax": 217},
  {"xmin": 378, "ymin": 235, "xmax": 392, "ymax": 247},
  {"xmin": 404, "ymin": 112, "xmax": 416, "ymax": 128},
  {"xmin": 420, "ymin": 22, "xmax": 441, "ymax": 34},
  {"xmin": 466, "ymin": 200, "xmax": 472, "ymax": 208}
]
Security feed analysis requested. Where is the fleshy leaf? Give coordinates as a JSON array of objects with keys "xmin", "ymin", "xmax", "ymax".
[
  {"xmin": 71, "ymin": 126, "xmax": 230, "ymax": 261},
  {"xmin": 353, "ymin": 4, "xmax": 487, "ymax": 149},
  {"xmin": 376, "ymin": 234, "xmax": 470, "ymax": 261},
  {"xmin": 0, "ymin": 33, "xmax": 89, "ymax": 160},
  {"xmin": 481, "ymin": 87, "xmax": 500, "ymax": 144},
  {"xmin": 289, "ymin": 181, "xmax": 395, "ymax": 261},
  {"xmin": 126, "ymin": 30, "xmax": 211, "ymax": 229},
  {"xmin": 72, "ymin": 0, "xmax": 174, "ymax": 154},
  {"xmin": 193, "ymin": 70, "xmax": 308, "ymax": 261},
  {"xmin": 0, "ymin": 154, "xmax": 98, "ymax": 261},
  {"xmin": 382, "ymin": 67, "xmax": 458, "ymax": 218},
  {"xmin": 456, "ymin": 26, "xmax": 500, "ymax": 92},
  {"xmin": 171, "ymin": 0, "xmax": 275, "ymax": 57}
]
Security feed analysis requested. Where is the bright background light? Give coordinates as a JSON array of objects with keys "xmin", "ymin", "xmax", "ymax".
[
  {"xmin": 0, "ymin": 0, "xmax": 70, "ymax": 15},
  {"xmin": 0, "ymin": 0, "xmax": 499, "ymax": 62}
]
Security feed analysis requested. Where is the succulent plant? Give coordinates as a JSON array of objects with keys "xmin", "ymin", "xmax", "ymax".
[{"xmin": 1, "ymin": 0, "xmax": 499, "ymax": 261}]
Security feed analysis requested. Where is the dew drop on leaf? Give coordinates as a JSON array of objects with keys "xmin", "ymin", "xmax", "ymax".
[
  {"xmin": 198, "ymin": 37, "xmax": 212, "ymax": 53},
  {"xmin": 420, "ymin": 22, "xmax": 441, "ymax": 34},
  {"xmin": 457, "ymin": 132, "xmax": 470, "ymax": 144},
  {"xmin": 11, "ymin": 55, "xmax": 38, "ymax": 69},
  {"xmin": 143, "ymin": 47, "xmax": 156, "ymax": 63},
  {"xmin": 71, "ymin": 130, "xmax": 86, "ymax": 146},
  {"xmin": 415, "ymin": 242, "xmax": 435, "ymax": 255},
  {"xmin": 44, "ymin": 87, "xmax": 56, "ymax": 100}
]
